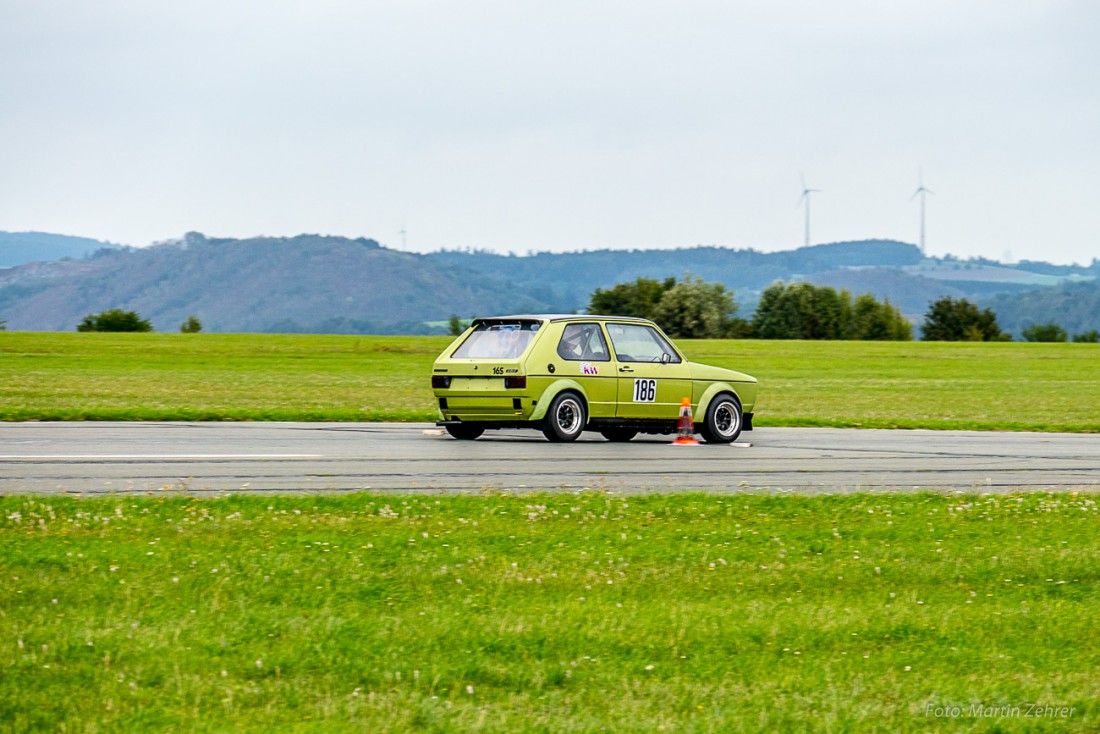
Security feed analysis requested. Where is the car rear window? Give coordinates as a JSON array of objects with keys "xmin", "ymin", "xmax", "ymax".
[{"xmin": 451, "ymin": 321, "xmax": 542, "ymax": 359}]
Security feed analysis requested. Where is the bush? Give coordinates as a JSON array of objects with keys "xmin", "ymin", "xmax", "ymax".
[
  {"xmin": 589, "ymin": 277, "xmax": 676, "ymax": 321},
  {"xmin": 180, "ymin": 315, "xmax": 203, "ymax": 333},
  {"xmin": 723, "ymin": 318, "xmax": 756, "ymax": 339},
  {"xmin": 588, "ymin": 276, "xmax": 741, "ymax": 339},
  {"xmin": 751, "ymin": 282, "xmax": 911, "ymax": 340},
  {"xmin": 920, "ymin": 297, "xmax": 1005, "ymax": 341},
  {"xmin": 77, "ymin": 309, "xmax": 153, "ymax": 333},
  {"xmin": 1021, "ymin": 322, "xmax": 1067, "ymax": 343},
  {"xmin": 651, "ymin": 276, "xmax": 739, "ymax": 339},
  {"xmin": 447, "ymin": 314, "xmax": 474, "ymax": 336},
  {"xmin": 1072, "ymin": 330, "xmax": 1099, "ymax": 343},
  {"xmin": 849, "ymin": 293, "xmax": 912, "ymax": 341},
  {"xmin": 752, "ymin": 282, "xmax": 843, "ymax": 340}
]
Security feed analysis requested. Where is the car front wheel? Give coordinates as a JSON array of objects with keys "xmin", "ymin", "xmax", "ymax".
[
  {"xmin": 542, "ymin": 392, "xmax": 587, "ymax": 442},
  {"xmin": 699, "ymin": 394, "xmax": 743, "ymax": 444}
]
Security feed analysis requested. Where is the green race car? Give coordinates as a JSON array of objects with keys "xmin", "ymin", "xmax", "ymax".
[{"xmin": 431, "ymin": 315, "xmax": 758, "ymax": 443}]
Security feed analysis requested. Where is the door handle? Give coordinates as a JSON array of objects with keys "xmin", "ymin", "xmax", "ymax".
[{"xmin": 619, "ymin": 366, "xmax": 634, "ymax": 373}]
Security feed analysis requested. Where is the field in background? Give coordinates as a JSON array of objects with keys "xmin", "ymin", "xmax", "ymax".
[
  {"xmin": 1, "ymin": 332, "xmax": 1098, "ymax": 431},
  {"xmin": 1, "ymin": 492, "xmax": 1096, "ymax": 733}
]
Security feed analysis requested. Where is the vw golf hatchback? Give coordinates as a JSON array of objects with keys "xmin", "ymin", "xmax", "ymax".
[{"xmin": 431, "ymin": 315, "xmax": 758, "ymax": 443}]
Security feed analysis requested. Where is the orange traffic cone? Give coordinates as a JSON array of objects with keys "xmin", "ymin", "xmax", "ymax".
[{"xmin": 671, "ymin": 397, "xmax": 700, "ymax": 445}]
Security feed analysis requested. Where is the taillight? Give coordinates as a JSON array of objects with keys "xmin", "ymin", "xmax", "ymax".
[
  {"xmin": 432, "ymin": 376, "xmax": 451, "ymax": 389},
  {"xmin": 504, "ymin": 376, "xmax": 527, "ymax": 389}
]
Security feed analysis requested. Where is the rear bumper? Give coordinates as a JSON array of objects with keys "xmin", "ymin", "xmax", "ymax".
[
  {"xmin": 434, "ymin": 393, "xmax": 536, "ymax": 422},
  {"xmin": 437, "ymin": 419, "xmax": 534, "ymax": 431}
]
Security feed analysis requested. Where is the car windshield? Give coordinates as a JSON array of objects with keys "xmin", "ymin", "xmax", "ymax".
[{"xmin": 451, "ymin": 321, "xmax": 541, "ymax": 359}]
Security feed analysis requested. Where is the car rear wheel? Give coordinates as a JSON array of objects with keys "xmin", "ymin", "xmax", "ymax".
[
  {"xmin": 699, "ymin": 394, "xmax": 742, "ymax": 444},
  {"xmin": 444, "ymin": 424, "xmax": 484, "ymax": 440},
  {"xmin": 542, "ymin": 392, "xmax": 586, "ymax": 442},
  {"xmin": 600, "ymin": 427, "xmax": 637, "ymax": 442}
]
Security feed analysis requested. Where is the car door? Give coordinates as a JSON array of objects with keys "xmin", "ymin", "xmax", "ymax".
[
  {"xmin": 604, "ymin": 322, "xmax": 692, "ymax": 419},
  {"xmin": 552, "ymin": 322, "xmax": 617, "ymax": 418}
]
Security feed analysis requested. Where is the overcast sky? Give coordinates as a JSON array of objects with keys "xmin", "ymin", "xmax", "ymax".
[{"xmin": 2, "ymin": 1, "xmax": 1098, "ymax": 264}]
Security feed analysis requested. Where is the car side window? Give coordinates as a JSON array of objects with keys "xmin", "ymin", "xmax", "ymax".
[
  {"xmin": 557, "ymin": 323, "xmax": 611, "ymax": 362},
  {"xmin": 606, "ymin": 323, "xmax": 682, "ymax": 363}
]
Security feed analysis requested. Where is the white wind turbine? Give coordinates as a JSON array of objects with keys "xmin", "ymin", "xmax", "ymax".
[
  {"xmin": 911, "ymin": 169, "xmax": 934, "ymax": 256},
  {"xmin": 798, "ymin": 173, "xmax": 820, "ymax": 248}
]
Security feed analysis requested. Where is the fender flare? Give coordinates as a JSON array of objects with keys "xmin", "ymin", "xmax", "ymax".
[
  {"xmin": 529, "ymin": 379, "xmax": 589, "ymax": 422},
  {"xmin": 696, "ymin": 382, "xmax": 741, "ymax": 423}
]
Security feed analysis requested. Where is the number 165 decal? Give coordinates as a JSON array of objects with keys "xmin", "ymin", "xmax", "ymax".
[{"xmin": 633, "ymin": 378, "xmax": 657, "ymax": 402}]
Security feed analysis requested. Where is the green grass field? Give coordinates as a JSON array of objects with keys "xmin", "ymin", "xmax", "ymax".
[
  {"xmin": 4, "ymin": 336, "xmax": 1098, "ymax": 731},
  {"xmin": 2, "ymin": 492, "xmax": 1096, "ymax": 733},
  {"xmin": 2, "ymin": 332, "xmax": 1099, "ymax": 431}
]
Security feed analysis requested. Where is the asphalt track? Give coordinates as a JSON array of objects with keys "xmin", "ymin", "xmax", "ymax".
[{"xmin": 2, "ymin": 422, "xmax": 1099, "ymax": 495}]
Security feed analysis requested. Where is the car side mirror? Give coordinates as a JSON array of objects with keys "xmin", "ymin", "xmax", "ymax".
[{"xmin": 661, "ymin": 352, "xmax": 672, "ymax": 364}]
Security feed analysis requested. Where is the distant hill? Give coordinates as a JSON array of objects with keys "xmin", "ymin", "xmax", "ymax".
[
  {"xmin": 984, "ymin": 280, "xmax": 1100, "ymax": 338},
  {"xmin": 0, "ymin": 233, "xmax": 552, "ymax": 333},
  {"xmin": 0, "ymin": 232, "xmax": 1096, "ymax": 334},
  {"xmin": 423, "ymin": 240, "xmax": 1097, "ymax": 323},
  {"xmin": 804, "ymin": 268, "xmax": 967, "ymax": 316},
  {"xmin": 0, "ymin": 231, "xmax": 122, "ymax": 268},
  {"xmin": 425, "ymin": 239, "xmax": 926, "ymax": 312}
]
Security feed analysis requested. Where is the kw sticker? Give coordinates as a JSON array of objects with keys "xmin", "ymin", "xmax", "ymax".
[{"xmin": 580, "ymin": 362, "xmax": 599, "ymax": 375}]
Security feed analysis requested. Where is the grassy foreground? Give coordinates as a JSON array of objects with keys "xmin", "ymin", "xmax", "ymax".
[
  {"xmin": 1, "ymin": 332, "xmax": 1099, "ymax": 431},
  {"xmin": 2, "ymin": 493, "xmax": 1097, "ymax": 732}
]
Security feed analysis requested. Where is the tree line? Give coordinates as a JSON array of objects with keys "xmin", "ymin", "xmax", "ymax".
[
  {"xmin": 588, "ymin": 277, "xmax": 910, "ymax": 340},
  {"xmin": 15, "ymin": 291, "xmax": 1095, "ymax": 342},
  {"xmin": 73, "ymin": 309, "xmax": 202, "ymax": 333},
  {"xmin": 588, "ymin": 276, "xmax": 1099, "ymax": 342}
]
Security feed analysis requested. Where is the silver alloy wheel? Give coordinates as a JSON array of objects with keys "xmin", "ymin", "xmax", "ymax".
[
  {"xmin": 542, "ymin": 391, "xmax": 588, "ymax": 442},
  {"xmin": 713, "ymin": 400, "xmax": 740, "ymax": 438},
  {"xmin": 555, "ymin": 397, "xmax": 583, "ymax": 435},
  {"xmin": 699, "ymin": 394, "xmax": 742, "ymax": 444}
]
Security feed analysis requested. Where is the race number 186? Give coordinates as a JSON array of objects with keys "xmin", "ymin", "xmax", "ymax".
[{"xmin": 633, "ymin": 378, "xmax": 657, "ymax": 402}]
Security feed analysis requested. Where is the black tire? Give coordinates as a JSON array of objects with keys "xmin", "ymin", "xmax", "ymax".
[
  {"xmin": 541, "ymin": 392, "xmax": 587, "ymax": 442},
  {"xmin": 445, "ymin": 424, "xmax": 484, "ymax": 440},
  {"xmin": 600, "ymin": 427, "xmax": 637, "ymax": 442},
  {"xmin": 698, "ymin": 394, "xmax": 743, "ymax": 444}
]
